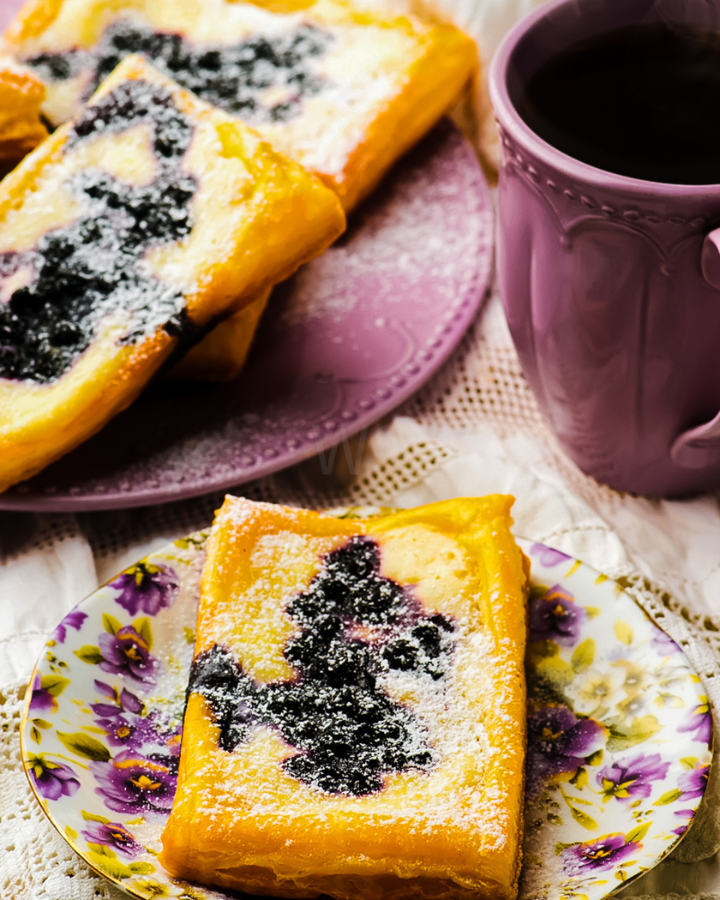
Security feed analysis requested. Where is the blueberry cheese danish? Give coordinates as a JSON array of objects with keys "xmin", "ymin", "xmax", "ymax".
[
  {"xmin": 0, "ymin": 55, "xmax": 344, "ymax": 492},
  {"xmin": 159, "ymin": 496, "xmax": 528, "ymax": 900},
  {"xmin": 5, "ymin": 0, "xmax": 477, "ymax": 212}
]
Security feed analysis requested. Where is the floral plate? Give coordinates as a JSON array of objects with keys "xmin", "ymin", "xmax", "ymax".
[{"xmin": 20, "ymin": 535, "xmax": 712, "ymax": 900}]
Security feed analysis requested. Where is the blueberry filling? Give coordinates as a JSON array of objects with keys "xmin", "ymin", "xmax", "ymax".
[
  {"xmin": 0, "ymin": 80, "xmax": 197, "ymax": 383},
  {"xmin": 28, "ymin": 20, "xmax": 332, "ymax": 124},
  {"xmin": 189, "ymin": 537, "xmax": 455, "ymax": 796}
]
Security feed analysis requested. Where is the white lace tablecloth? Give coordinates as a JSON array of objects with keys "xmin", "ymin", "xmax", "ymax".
[{"xmin": 2, "ymin": 2, "xmax": 720, "ymax": 898}]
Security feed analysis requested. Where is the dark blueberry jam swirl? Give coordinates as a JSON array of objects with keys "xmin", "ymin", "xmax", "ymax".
[
  {"xmin": 29, "ymin": 20, "xmax": 332, "ymax": 125},
  {"xmin": 189, "ymin": 537, "xmax": 456, "ymax": 796},
  {"xmin": 0, "ymin": 80, "xmax": 197, "ymax": 383}
]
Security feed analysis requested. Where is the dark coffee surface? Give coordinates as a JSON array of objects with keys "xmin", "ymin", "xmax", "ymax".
[{"xmin": 516, "ymin": 23, "xmax": 720, "ymax": 184}]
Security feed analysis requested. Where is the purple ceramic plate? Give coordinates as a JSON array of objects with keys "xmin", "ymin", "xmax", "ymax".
[{"xmin": 0, "ymin": 117, "xmax": 492, "ymax": 511}]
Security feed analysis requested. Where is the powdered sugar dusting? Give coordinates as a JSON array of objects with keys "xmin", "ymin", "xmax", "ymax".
[
  {"xmin": 251, "ymin": 531, "xmax": 321, "ymax": 569},
  {"xmin": 280, "ymin": 128, "xmax": 485, "ymax": 326}
]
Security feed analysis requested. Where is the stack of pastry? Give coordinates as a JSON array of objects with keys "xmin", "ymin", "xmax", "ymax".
[
  {"xmin": 160, "ymin": 495, "xmax": 529, "ymax": 900},
  {"xmin": 0, "ymin": 0, "xmax": 477, "ymax": 490}
]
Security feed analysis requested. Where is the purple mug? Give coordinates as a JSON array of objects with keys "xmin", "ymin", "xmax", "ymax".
[{"xmin": 490, "ymin": 0, "xmax": 720, "ymax": 496}]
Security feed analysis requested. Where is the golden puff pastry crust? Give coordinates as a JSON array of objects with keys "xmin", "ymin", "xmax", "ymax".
[
  {"xmin": 0, "ymin": 55, "xmax": 344, "ymax": 493},
  {"xmin": 169, "ymin": 288, "xmax": 270, "ymax": 381},
  {"xmin": 0, "ymin": 56, "xmax": 48, "ymax": 176},
  {"xmin": 5, "ymin": 0, "xmax": 478, "ymax": 211},
  {"xmin": 159, "ymin": 496, "xmax": 528, "ymax": 900}
]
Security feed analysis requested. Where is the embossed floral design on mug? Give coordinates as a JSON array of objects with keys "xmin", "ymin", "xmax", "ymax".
[{"xmin": 490, "ymin": 0, "xmax": 720, "ymax": 496}]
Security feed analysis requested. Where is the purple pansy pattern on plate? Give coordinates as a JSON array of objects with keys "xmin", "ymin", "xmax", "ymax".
[
  {"xmin": 521, "ymin": 540, "xmax": 713, "ymax": 900},
  {"xmin": 20, "ymin": 532, "xmax": 225, "ymax": 900},
  {"xmin": 20, "ymin": 530, "xmax": 712, "ymax": 900}
]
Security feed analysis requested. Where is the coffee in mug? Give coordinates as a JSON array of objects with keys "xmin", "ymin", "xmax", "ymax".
[{"xmin": 517, "ymin": 23, "xmax": 720, "ymax": 185}]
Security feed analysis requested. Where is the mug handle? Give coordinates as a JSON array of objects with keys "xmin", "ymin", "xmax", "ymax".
[
  {"xmin": 701, "ymin": 227, "xmax": 720, "ymax": 289},
  {"xmin": 671, "ymin": 409, "xmax": 720, "ymax": 469},
  {"xmin": 675, "ymin": 230, "xmax": 720, "ymax": 467}
]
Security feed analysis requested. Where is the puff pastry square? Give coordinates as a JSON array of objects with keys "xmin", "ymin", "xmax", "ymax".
[
  {"xmin": 159, "ymin": 496, "xmax": 528, "ymax": 900},
  {"xmin": 0, "ymin": 56, "xmax": 47, "ymax": 176},
  {"xmin": 6, "ymin": 0, "xmax": 477, "ymax": 211},
  {"xmin": 0, "ymin": 54, "xmax": 344, "ymax": 493}
]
